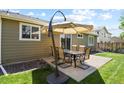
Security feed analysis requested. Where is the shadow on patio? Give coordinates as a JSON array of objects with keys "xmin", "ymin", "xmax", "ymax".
[
  {"xmin": 79, "ymin": 69, "xmax": 105, "ymax": 84},
  {"xmin": 67, "ymin": 70, "xmax": 105, "ymax": 84},
  {"xmin": 31, "ymin": 66, "xmax": 54, "ymax": 84},
  {"xmin": 31, "ymin": 66, "xmax": 105, "ymax": 84}
]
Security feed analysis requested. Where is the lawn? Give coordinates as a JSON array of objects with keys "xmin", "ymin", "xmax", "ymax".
[{"xmin": 0, "ymin": 52, "xmax": 124, "ymax": 84}]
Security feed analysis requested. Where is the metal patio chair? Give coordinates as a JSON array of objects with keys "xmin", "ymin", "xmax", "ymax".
[
  {"xmin": 58, "ymin": 48, "xmax": 72, "ymax": 68},
  {"xmin": 76, "ymin": 47, "xmax": 91, "ymax": 70}
]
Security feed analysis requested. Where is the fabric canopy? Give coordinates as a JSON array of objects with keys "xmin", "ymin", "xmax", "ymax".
[{"xmin": 42, "ymin": 22, "xmax": 93, "ymax": 34}]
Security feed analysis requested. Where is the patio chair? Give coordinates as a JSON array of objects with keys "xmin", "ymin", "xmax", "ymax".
[
  {"xmin": 76, "ymin": 47, "xmax": 91, "ymax": 70},
  {"xmin": 84, "ymin": 47, "xmax": 91, "ymax": 60},
  {"xmin": 57, "ymin": 48, "xmax": 72, "ymax": 68},
  {"xmin": 50, "ymin": 46, "xmax": 59, "ymax": 59},
  {"xmin": 72, "ymin": 45, "xmax": 78, "ymax": 51},
  {"xmin": 71, "ymin": 45, "xmax": 79, "ymax": 60},
  {"xmin": 72, "ymin": 45, "xmax": 86, "ymax": 60},
  {"xmin": 79, "ymin": 45, "xmax": 86, "ymax": 52}
]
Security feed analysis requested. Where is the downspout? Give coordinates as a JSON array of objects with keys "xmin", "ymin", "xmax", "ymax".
[{"xmin": 0, "ymin": 16, "xmax": 8, "ymax": 75}]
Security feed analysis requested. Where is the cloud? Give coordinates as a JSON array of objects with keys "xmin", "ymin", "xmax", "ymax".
[
  {"xmin": 27, "ymin": 12, "xmax": 34, "ymax": 16},
  {"xmin": 72, "ymin": 9, "xmax": 96, "ymax": 18},
  {"xmin": 9, "ymin": 9, "xmax": 20, "ymax": 13},
  {"xmin": 41, "ymin": 12, "xmax": 46, "ymax": 16},
  {"xmin": 26, "ymin": 12, "xmax": 46, "ymax": 17},
  {"xmin": 69, "ymin": 9, "xmax": 96, "ymax": 21},
  {"xmin": 54, "ymin": 9, "xmax": 97, "ymax": 22},
  {"xmin": 83, "ymin": 21, "xmax": 95, "ymax": 25},
  {"xmin": 99, "ymin": 13, "xmax": 112, "ymax": 20},
  {"xmin": 109, "ymin": 29, "xmax": 123, "ymax": 36},
  {"xmin": 101, "ymin": 9, "xmax": 112, "ymax": 12},
  {"xmin": 105, "ymin": 25, "xmax": 124, "ymax": 36},
  {"xmin": 102, "ymin": 9, "xmax": 118, "ymax": 13}
]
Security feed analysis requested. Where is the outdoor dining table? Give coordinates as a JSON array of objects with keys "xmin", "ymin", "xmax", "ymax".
[{"xmin": 64, "ymin": 49, "xmax": 85, "ymax": 68}]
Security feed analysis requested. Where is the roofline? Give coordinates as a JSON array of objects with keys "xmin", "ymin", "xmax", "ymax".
[
  {"xmin": 103, "ymin": 26, "xmax": 112, "ymax": 35},
  {"xmin": 0, "ymin": 10, "xmax": 48, "ymax": 26},
  {"xmin": 94, "ymin": 26, "xmax": 112, "ymax": 35},
  {"xmin": 83, "ymin": 32, "xmax": 98, "ymax": 36}
]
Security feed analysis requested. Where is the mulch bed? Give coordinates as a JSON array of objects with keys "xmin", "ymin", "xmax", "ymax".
[
  {"xmin": 0, "ymin": 59, "xmax": 48, "ymax": 74},
  {"xmin": 0, "ymin": 68, "xmax": 3, "ymax": 75}
]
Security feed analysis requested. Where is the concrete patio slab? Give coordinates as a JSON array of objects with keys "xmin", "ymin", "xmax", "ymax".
[{"xmin": 43, "ymin": 55, "xmax": 112, "ymax": 82}]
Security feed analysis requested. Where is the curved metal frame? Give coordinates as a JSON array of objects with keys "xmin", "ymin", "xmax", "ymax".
[{"xmin": 48, "ymin": 10, "xmax": 66, "ymax": 77}]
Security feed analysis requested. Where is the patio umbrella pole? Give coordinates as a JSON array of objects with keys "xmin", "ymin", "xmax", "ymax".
[
  {"xmin": 47, "ymin": 10, "xmax": 69, "ymax": 84},
  {"xmin": 50, "ymin": 22, "xmax": 59, "ymax": 77}
]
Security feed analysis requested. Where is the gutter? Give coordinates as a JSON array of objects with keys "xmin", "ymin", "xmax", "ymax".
[
  {"xmin": 0, "ymin": 16, "xmax": 8, "ymax": 75},
  {"xmin": 0, "ymin": 11, "xmax": 48, "ymax": 26}
]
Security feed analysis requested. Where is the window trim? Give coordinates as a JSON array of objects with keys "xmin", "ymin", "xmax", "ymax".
[
  {"xmin": 19, "ymin": 22, "xmax": 41, "ymax": 41},
  {"xmin": 88, "ymin": 35, "xmax": 94, "ymax": 46},
  {"xmin": 77, "ymin": 34, "xmax": 84, "ymax": 39}
]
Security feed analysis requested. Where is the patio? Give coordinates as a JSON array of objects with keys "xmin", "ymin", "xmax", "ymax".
[{"xmin": 43, "ymin": 55, "xmax": 112, "ymax": 82}]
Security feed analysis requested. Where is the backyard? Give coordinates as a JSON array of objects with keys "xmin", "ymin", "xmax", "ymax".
[{"xmin": 0, "ymin": 52, "xmax": 124, "ymax": 84}]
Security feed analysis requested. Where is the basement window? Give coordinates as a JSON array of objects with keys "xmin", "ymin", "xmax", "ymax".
[{"xmin": 19, "ymin": 23, "xmax": 41, "ymax": 41}]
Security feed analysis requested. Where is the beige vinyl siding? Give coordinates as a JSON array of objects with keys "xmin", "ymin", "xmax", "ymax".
[{"xmin": 1, "ymin": 18, "xmax": 60, "ymax": 64}]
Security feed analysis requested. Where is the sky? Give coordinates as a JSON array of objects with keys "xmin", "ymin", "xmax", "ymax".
[{"xmin": 3, "ymin": 9, "xmax": 124, "ymax": 36}]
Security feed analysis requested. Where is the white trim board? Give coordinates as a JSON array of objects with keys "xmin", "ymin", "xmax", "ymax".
[
  {"xmin": 0, "ymin": 16, "xmax": 8, "ymax": 75},
  {"xmin": 0, "ymin": 16, "xmax": 2, "ymax": 64},
  {"xmin": 0, "ymin": 65, "xmax": 8, "ymax": 75}
]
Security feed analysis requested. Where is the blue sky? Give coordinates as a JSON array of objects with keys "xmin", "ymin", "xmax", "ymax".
[{"xmin": 5, "ymin": 9, "xmax": 124, "ymax": 36}]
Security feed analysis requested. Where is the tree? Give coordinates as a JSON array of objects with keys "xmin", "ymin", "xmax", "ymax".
[
  {"xmin": 120, "ymin": 32, "xmax": 124, "ymax": 40},
  {"xmin": 119, "ymin": 16, "xmax": 124, "ymax": 30}
]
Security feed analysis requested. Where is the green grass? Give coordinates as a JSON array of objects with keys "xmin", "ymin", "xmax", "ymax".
[
  {"xmin": 80, "ymin": 52, "xmax": 124, "ymax": 84},
  {"xmin": 0, "ymin": 52, "xmax": 124, "ymax": 84},
  {"xmin": 0, "ymin": 66, "xmax": 53, "ymax": 84}
]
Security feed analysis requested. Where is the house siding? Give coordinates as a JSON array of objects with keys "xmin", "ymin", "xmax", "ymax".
[
  {"xmin": 72, "ymin": 34, "xmax": 97, "ymax": 51},
  {"xmin": 94, "ymin": 27, "xmax": 111, "ymax": 43},
  {"xmin": 88, "ymin": 35, "xmax": 97, "ymax": 51},
  {"xmin": 1, "ymin": 18, "xmax": 60, "ymax": 65}
]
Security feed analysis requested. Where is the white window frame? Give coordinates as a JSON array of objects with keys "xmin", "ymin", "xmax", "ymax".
[
  {"xmin": 88, "ymin": 35, "xmax": 94, "ymax": 46},
  {"xmin": 19, "ymin": 23, "xmax": 41, "ymax": 41},
  {"xmin": 77, "ymin": 34, "xmax": 84, "ymax": 39}
]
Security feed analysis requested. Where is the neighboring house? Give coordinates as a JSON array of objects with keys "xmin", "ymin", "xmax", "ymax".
[
  {"xmin": 60, "ymin": 31, "xmax": 97, "ymax": 52},
  {"xmin": 94, "ymin": 26, "xmax": 112, "ymax": 43}
]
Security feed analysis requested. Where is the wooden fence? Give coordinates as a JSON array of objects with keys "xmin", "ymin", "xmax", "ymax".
[{"xmin": 96, "ymin": 42, "xmax": 124, "ymax": 52}]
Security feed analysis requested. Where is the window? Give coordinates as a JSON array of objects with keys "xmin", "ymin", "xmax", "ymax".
[
  {"xmin": 19, "ymin": 23, "xmax": 40, "ymax": 41},
  {"xmin": 77, "ymin": 34, "xmax": 83, "ymax": 38},
  {"xmin": 88, "ymin": 35, "xmax": 94, "ymax": 46},
  {"xmin": 104, "ymin": 33, "xmax": 106, "ymax": 37}
]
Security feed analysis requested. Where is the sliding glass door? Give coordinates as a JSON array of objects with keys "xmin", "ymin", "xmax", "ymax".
[{"xmin": 60, "ymin": 34, "xmax": 72, "ymax": 50}]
